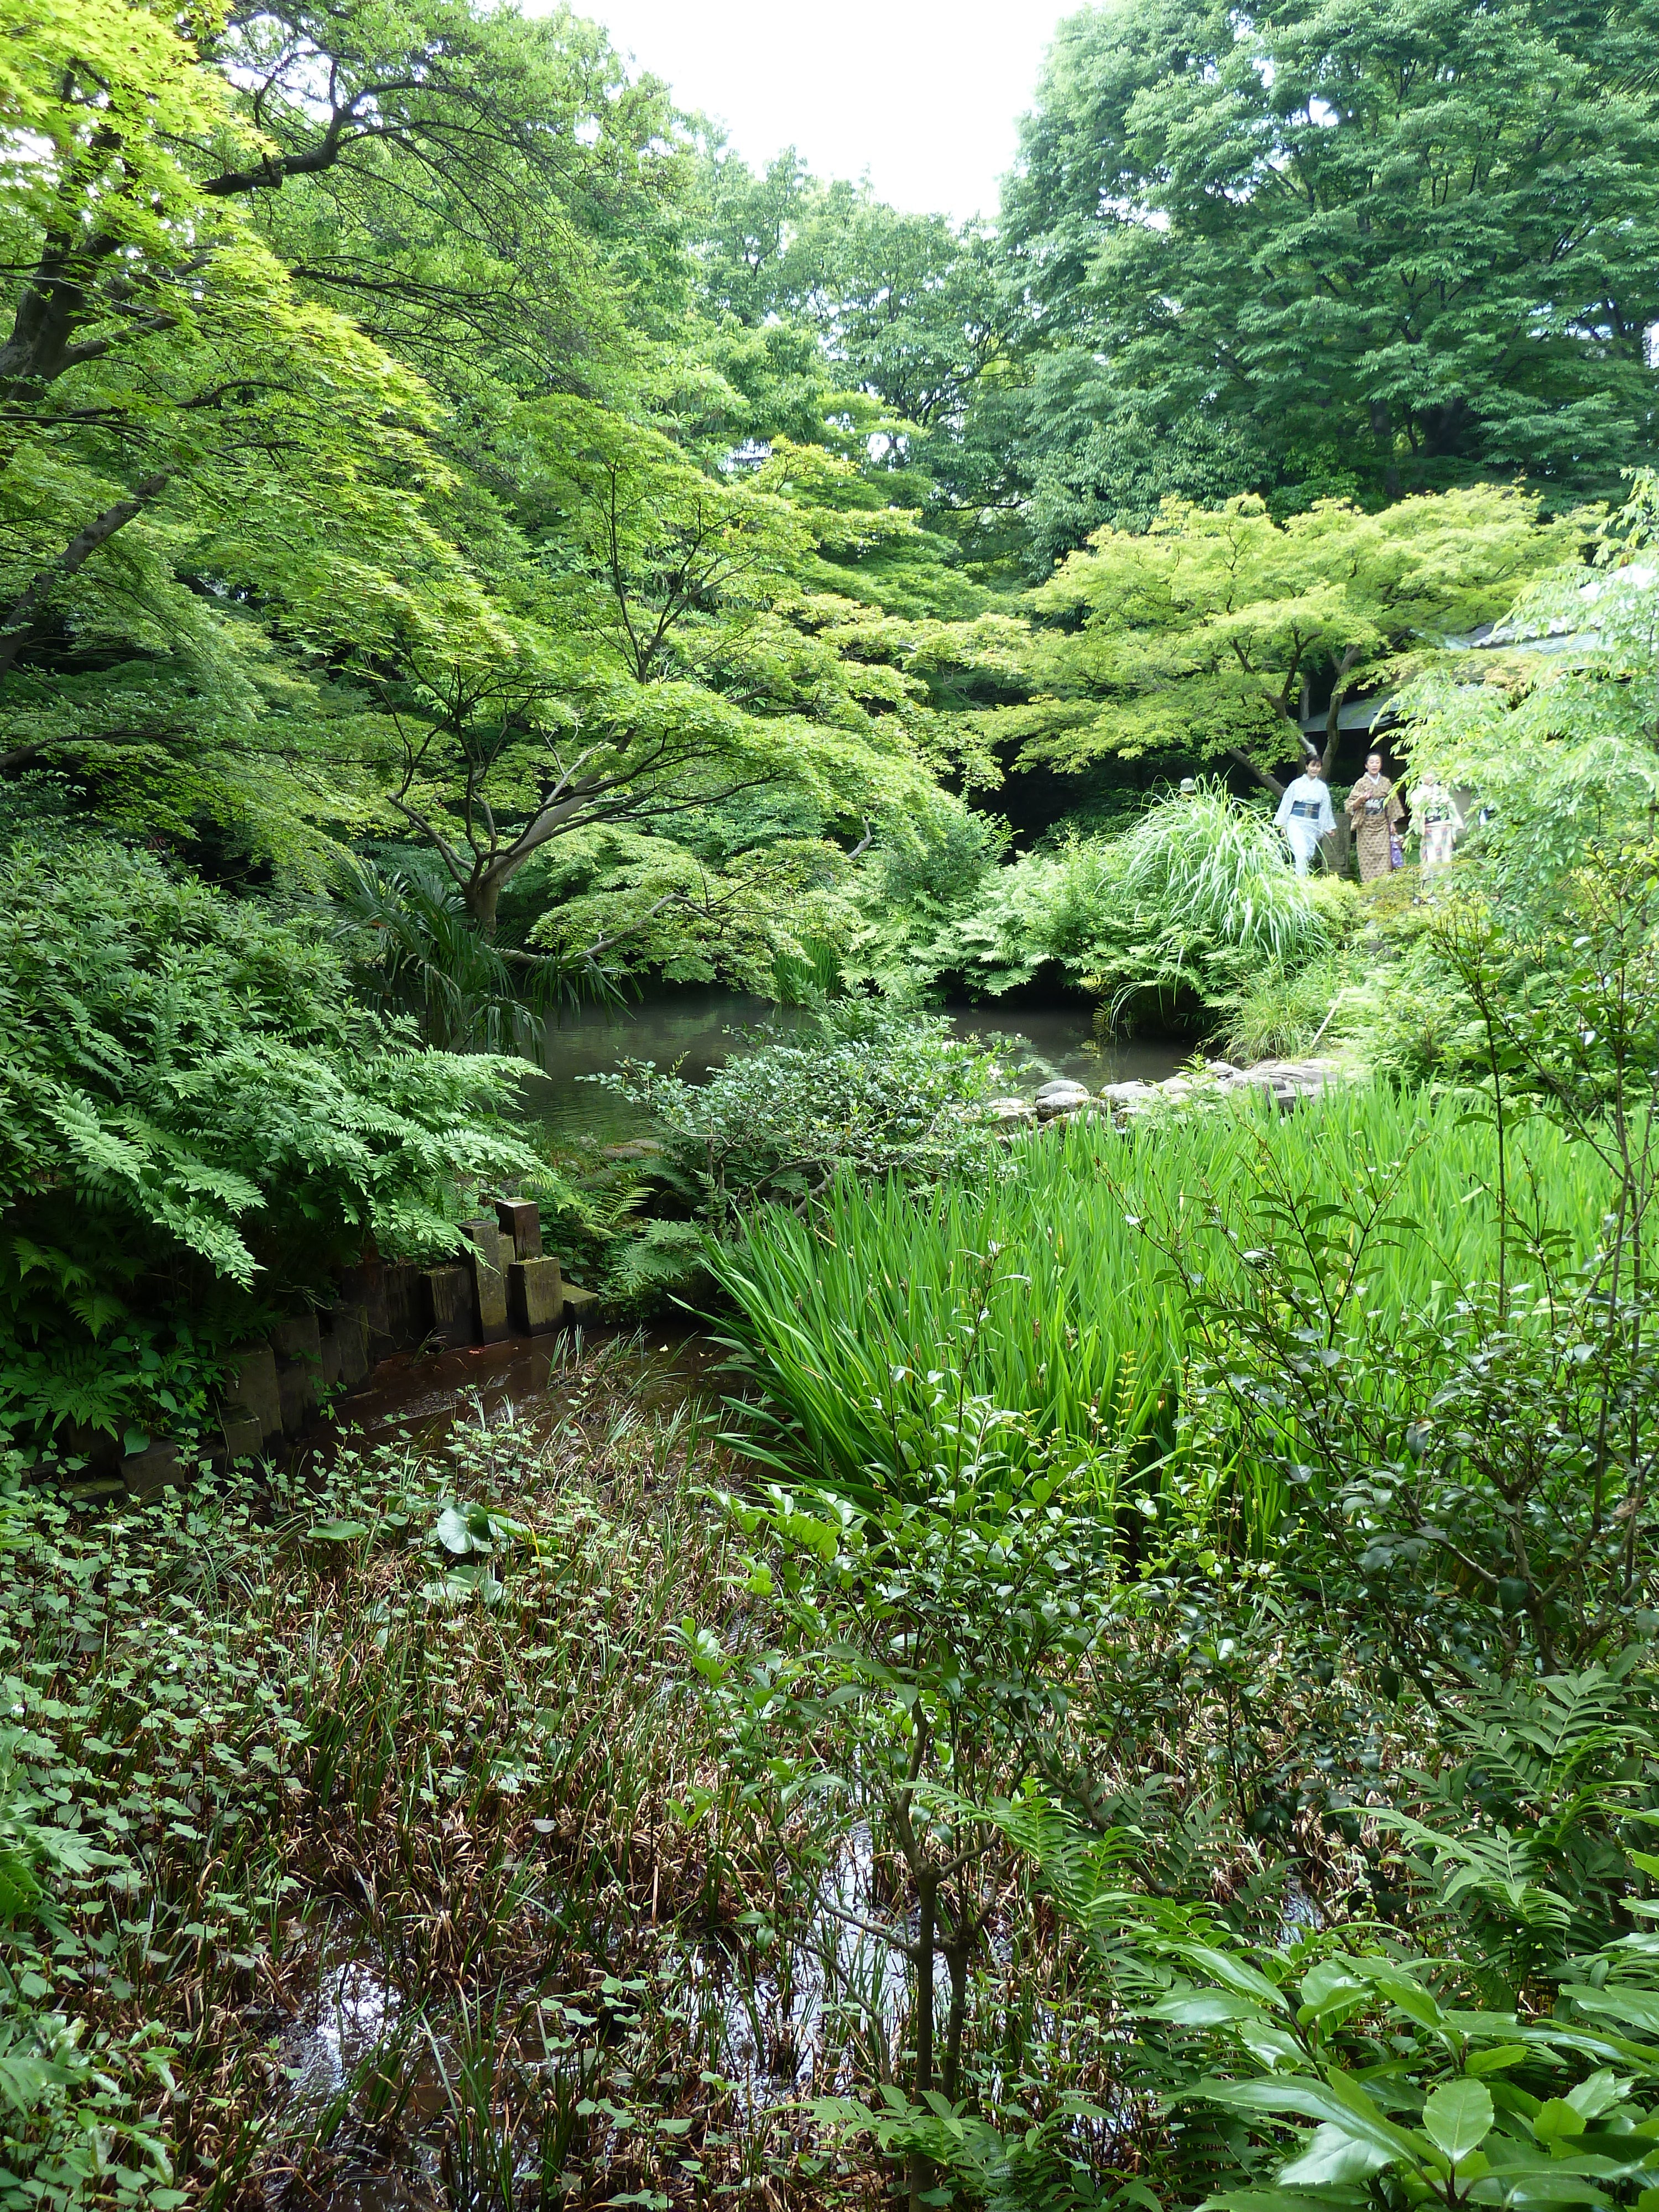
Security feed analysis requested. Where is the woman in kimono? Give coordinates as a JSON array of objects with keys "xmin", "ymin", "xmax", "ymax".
[
  {"xmin": 1346, "ymin": 752, "xmax": 1404, "ymax": 881},
  {"xmin": 1410, "ymin": 775, "xmax": 1464, "ymax": 870},
  {"xmin": 1274, "ymin": 758, "xmax": 1335, "ymax": 875}
]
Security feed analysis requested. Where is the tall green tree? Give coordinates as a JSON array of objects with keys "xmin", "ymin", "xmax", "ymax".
[
  {"xmin": 992, "ymin": 487, "xmax": 1572, "ymax": 795},
  {"xmin": 1001, "ymin": 0, "xmax": 1659, "ymax": 551},
  {"xmin": 0, "ymin": 0, "xmax": 697, "ymax": 860}
]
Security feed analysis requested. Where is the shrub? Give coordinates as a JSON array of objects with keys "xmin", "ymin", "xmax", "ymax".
[
  {"xmin": 1220, "ymin": 952, "xmax": 1348, "ymax": 1061},
  {"xmin": 1082, "ymin": 784, "xmax": 1329, "ymax": 1031},
  {"xmin": 0, "ymin": 834, "xmax": 535, "ymax": 1450},
  {"xmin": 873, "ymin": 786, "xmax": 1332, "ymax": 1031},
  {"xmin": 599, "ymin": 998, "xmax": 1005, "ymax": 1229}
]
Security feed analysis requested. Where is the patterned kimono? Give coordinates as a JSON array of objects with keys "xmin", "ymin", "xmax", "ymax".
[
  {"xmin": 1346, "ymin": 771, "xmax": 1404, "ymax": 881},
  {"xmin": 1411, "ymin": 780, "xmax": 1464, "ymax": 870}
]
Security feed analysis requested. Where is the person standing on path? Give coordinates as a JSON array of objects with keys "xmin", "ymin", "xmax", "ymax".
[
  {"xmin": 1410, "ymin": 774, "xmax": 1464, "ymax": 870},
  {"xmin": 1346, "ymin": 752, "xmax": 1404, "ymax": 882},
  {"xmin": 1274, "ymin": 756, "xmax": 1335, "ymax": 876}
]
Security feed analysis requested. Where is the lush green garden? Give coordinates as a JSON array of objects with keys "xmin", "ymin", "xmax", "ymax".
[{"xmin": 7, "ymin": 0, "xmax": 1659, "ymax": 2203}]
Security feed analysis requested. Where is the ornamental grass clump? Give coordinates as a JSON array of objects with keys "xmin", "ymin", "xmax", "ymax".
[{"xmin": 1082, "ymin": 783, "xmax": 1328, "ymax": 1030}]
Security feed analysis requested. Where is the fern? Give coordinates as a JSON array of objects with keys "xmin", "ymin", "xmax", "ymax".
[{"xmin": 1, "ymin": 832, "xmax": 541, "ymax": 1448}]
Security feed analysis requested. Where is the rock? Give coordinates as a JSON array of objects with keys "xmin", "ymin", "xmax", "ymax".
[
  {"xmin": 1098, "ymin": 1080, "xmax": 1156, "ymax": 1104},
  {"xmin": 219, "ymin": 1411, "xmax": 264, "ymax": 1463},
  {"xmin": 600, "ymin": 1139, "xmax": 664, "ymax": 1161},
  {"xmin": 273, "ymin": 1311, "xmax": 322, "ymax": 1433},
  {"xmin": 560, "ymin": 1280, "xmax": 600, "ymax": 1317},
  {"xmin": 1034, "ymin": 1079, "xmax": 1093, "ymax": 1119},
  {"xmin": 422, "ymin": 1264, "xmax": 474, "ymax": 1350},
  {"xmin": 983, "ymin": 1096, "xmax": 1038, "ymax": 1126},
  {"xmin": 1229, "ymin": 1058, "xmax": 1345, "ymax": 1109},
  {"xmin": 461, "ymin": 1217, "xmax": 511, "ymax": 1344},
  {"xmin": 221, "ymin": 1344, "xmax": 283, "ymax": 1449},
  {"xmin": 320, "ymin": 1301, "xmax": 371, "ymax": 1390},
  {"xmin": 122, "ymin": 1439, "xmax": 187, "ymax": 1500},
  {"xmin": 1203, "ymin": 1060, "xmax": 1242, "ymax": 1079}
]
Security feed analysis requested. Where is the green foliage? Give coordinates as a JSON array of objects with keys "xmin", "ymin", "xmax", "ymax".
[
  {"xmin": 1118, "ymin": 1906, "xmax": 1659, "ymax": 2212},
  {"xmin": 842, "ymin": 786, "xmax": 1328, "ymax": 1024},
  {"xmin": 1008, "ymin": 492, "xmax": 1571, "ymax": 795},
  {"xmin": 684, "ymin": 1447, "xmax": 1123, "ymax": 2193},
  {"xmin": 330, "ymin": 854, "xmax": 590, "ymax": 1053},
  {"xmin": 1220, "ymin": 953, "xmax": 1350, "ymax": 1064},
  {"xmin": 604, "ymin": 998, "xmax": 1004, "ymax": 1230},
  {"xmin": 1171, "ymin": 846, "xmax": 1659, "ymax": 1674},
  {"xmin": 710, "ymin": 1084, "xmax": 1609, "ymax": 1515},
  {"xmin": 1400, "ymin": 471, "xmax": 1659, "ymax": 913},
  {"xmin": 0, "ymin": 834, "xmax": 533, "ymax": 1447},
  {"xmin": 1001, "ymin": 0, "xmax": 1659, "ymax": 537}
]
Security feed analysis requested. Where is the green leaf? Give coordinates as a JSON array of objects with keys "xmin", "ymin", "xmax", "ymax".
[
  {"xmin": 1179, "ymin": 1946, "xmax": 1291, "ymax": 2011},
  {"xmin": 1423, "ymin": 2079, "xmax": 1495, "ymax": 2163},
  {"xmin": 1279, "ymin": 2121, "xmax": 1399, "ymax": 2186},
  {"xmin": 1533, "ymin": 2101, "xmax": 1587, "ymax": 2143},
  {"xmin": 1363, "ymin": 1964, "xmax": 1446, "ymax": 2032},
  {"xmin": 1201, "ymin": 2072, "xmax": 1424, "ymax": 2171},
  {"xmin": 436, "ymin": 1503, "xmax": 483, "ymax": 1555},
  {"xmin": 1567, "ymin": 1987, "xmax": 1659, "ymax": 2038},
  {"xmin": 305, "ymin": 1519, "xmax": 370, "ymax": 1543},
  {"xmin": 1468, "ymin": 2046, "xmax": 1533, "ymax": 2075},
  {"xmin": 1145, "ymin": 1991, "xmax": 1265, "ymax": 2027}
]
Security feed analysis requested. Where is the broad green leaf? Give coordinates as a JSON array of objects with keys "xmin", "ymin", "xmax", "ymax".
[
  {"xmin": 1567, "ymin": 1987, "xmax": 1659, "ymax": 2037},
  {"xmin": 1180, "ymin": 1947, "xmax": 1291, "ymax": 2011},
  {"xmin": 1565, "ymin": 2074, "xmax": 1626, "ymax": 2122},
  {"xmin": 1144, "ymin": 1992, "xmax": 1265, "ymax": 2027},
  {"xmin": 1297, "ymin": 1962, "xmax": 1371, "ymax": 2030},
  {"xmin": 436, "ymin": 1504, "xmax": 482, "ymax": 1555},
  {"xmin": 1279, "ymin": 2121, "xmax": 1399, "ymax": 2186},
  {"xmin": 1364, "ymin": 1965, "xmax": 1446, "ymax": 2032},
  {"xmin": 1201, "ymin": 2073, "xmax": 1425, "ymax": 2170},
  {"xmin": 1424, "ymin": 2079, "xmax": 1495, "ymax": 2162}
]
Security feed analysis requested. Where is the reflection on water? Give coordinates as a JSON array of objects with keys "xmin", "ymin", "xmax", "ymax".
[{"xmin": 518, "ymin": 986, "xmax": 1185, "ymax": 1144}]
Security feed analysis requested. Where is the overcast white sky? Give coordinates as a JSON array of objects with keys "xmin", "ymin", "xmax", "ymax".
[{"xmin": 559, "ymin": 0, "xmax": 1082, "ymax": 222}]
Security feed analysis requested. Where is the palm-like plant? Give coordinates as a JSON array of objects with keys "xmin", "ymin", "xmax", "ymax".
[{"xmin": 329, "ymin": 858, "xmax": 612, "ymax": 1055}]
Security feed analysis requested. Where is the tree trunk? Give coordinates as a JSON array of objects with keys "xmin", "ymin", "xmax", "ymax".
[
  {"xmin": 1229, "ymin": 748, "xmax": 1287, "ymax": 801},
  {"xmin": 462, "ymin": 873, "xmax": 502, "ymax": 939},
  {"xmin": 941, "ymin": 1929, "xmax": 971, "ymax": 2105},
  {"xmin": 909, "ymin": 1872, "xmax": 937, "ymax": 2212}
]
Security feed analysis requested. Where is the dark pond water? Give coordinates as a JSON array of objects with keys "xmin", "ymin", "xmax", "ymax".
[
  {"xmin": 319, "ymin": 1327, "xmax": 723, "ymax": 1462},
  {"xmin": 517, "ymin": 986, "xmax": 1186, "ymax": 1145}
]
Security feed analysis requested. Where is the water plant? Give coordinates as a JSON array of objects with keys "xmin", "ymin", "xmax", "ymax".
[{"xmin": 708, "ymin": 1083, "xmax": 1613, "ymax": 1514}]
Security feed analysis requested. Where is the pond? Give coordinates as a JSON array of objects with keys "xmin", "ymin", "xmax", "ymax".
[{"xmin": 515, "ymin": 985, "xmax": 1187, "ymax": 1145}]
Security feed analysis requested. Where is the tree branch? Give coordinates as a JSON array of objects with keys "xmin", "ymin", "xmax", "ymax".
[{"xmin": 0, "ymin": 471, "xmax": 171, "ymax": 687}]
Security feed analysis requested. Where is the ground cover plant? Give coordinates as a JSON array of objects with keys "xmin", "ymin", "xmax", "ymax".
[
  {"xmin": 6, "ymin": 842, "xmax": 1659, "ymax": 2209},
  {"xmin": 577, "ymin": 997, "xmax": 1009, "ymax": 1308}
]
